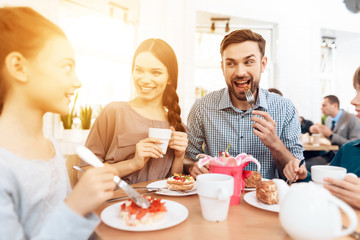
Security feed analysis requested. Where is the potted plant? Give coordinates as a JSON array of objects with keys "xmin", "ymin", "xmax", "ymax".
[
  {"xmin": 60, "ymin": 91, "xmax": 78, "ymax": 129},
  {"xmin": 60, "ymin": 92, "xmax": 81, "ymax": 145},
  {"xmin": 79, "ymin": 105, "xmax": 93, "ymax": 130}
]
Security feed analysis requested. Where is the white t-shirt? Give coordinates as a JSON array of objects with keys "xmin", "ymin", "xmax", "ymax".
[{"xmin": 0, "ymin": 138, "xmax": 99, "ymax": 240}]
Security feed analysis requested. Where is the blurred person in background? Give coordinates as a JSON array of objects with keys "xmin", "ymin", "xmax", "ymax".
[
  {"xmin": 305, "ymin": 95, "xmax": 360, "ymax": 170},
  {"xmin": 268, "ymin": 87, "xmax": 283, "ymax": 96},
  {"xmin": 284, "ymin": 65, "xmax": 360, "ymax": 209}
]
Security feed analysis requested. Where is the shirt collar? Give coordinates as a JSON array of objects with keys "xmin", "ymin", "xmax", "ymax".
[
  {"xmin": 351, "ymin": 138, "xmax": 360, "ymax": 148},
  {"xmin": 332, "ymin": 109, "xmax": 343, "ymax": 122},
  {"xmin": 218, "ymin": 87, "xmax": 268, "ymax": 112}
]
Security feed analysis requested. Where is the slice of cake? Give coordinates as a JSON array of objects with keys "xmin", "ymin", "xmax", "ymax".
[
  {"xmin": 256, "ymin": 180, "xmax": 279, "ymax": 205},
  {"xmin": 120, "ymin": 196, "xmax": 167, "ymax": 226},
  {"xmin": 244, "ymin": 171, "xmax": 262, "ymax": 188},
  {"xmin": 166, "ymin": 173, "xmax": 195, "ymax": 191}
]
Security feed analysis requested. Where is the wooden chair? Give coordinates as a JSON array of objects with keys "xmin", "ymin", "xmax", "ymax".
[{"xmin": 65, "ymin": 154, "xmax": 80, "ymax": 189}]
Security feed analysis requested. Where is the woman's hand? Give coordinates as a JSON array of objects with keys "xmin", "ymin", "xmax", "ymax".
[
  {"xmin": 324, "ymin": 174, "xmax": 360, "ymax": 209},
  {"xmin": 65, "ymin": 165, "xmax": 117, "ymax": 216},
  {"xmin": 168, "ymin": 126, "xmax": 188, "ymax": 158},
  {"xmin": 133, "ymin": 138, "xmax": 164, "ymax": 168}
]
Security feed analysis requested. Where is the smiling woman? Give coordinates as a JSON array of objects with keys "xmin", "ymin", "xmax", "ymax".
[{"xmin": 80, "ymin": 38, "xmax": 188, "ymax": 185}]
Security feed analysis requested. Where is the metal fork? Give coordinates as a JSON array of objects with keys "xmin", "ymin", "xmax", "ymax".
[{"xmin": 245, "ymin": 89, "xmax": 256, "ymax": 110}]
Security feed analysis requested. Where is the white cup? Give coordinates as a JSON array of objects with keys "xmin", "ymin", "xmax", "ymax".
[
  {"xmin": 148, "ymin": 128, "xmax": 172, "ymax": 154},
  {"xmin": 312, "ymin": 133, "xmax": 321, "ymax": 146},
  {"xmin": 311, "ymin": 165, "xmax": 347, "ymax": 186},
  {"xmin": 196, "ymin": 173, "xmax": 234, "ymax": 222}
]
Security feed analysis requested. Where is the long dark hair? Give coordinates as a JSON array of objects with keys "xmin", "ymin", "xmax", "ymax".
[
  {"xmin": 131, "ymin": 39, "xmax": 185, "ymax": 132},
  {"xmin": 353, "ymin": 65, "xmax": 360, "ymax": 88},
  {"xmin": 0, "ymin": 7, "xmax": 66, "ymax": 114}
]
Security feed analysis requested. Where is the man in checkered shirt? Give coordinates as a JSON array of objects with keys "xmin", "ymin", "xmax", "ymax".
[{"xmin": 185, "ymin": 29, "xmax": 305, "ymax": 180}]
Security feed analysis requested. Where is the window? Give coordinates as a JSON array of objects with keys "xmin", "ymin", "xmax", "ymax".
[
  {"xmin": 195, "ymin": 24, "xmax": 275, "ymax": 98},
  {"xmin": 58, "ymin": 0, "xmax": 136, "ymax": 108}
]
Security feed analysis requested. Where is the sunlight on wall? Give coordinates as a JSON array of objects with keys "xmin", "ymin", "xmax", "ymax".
[{"xmin": 58, "ymin": 2, "xmax": 135, "ymax": 112}]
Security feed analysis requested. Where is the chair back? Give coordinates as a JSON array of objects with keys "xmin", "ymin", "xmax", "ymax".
[{"xmin": 66, "ymin": 154, "xmax": 80, "ymax": 189}]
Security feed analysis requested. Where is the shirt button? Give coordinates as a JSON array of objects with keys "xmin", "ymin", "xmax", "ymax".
[{"xmin": 240, "ymin": 136, "xmax": 243, "ymax": 139}]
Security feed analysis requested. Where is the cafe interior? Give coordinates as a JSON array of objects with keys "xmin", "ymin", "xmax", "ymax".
[
  {"xmin": 2, "ymin": 0, "xmax": 360, "ymax": 239},
  {"xmin": 1, "ymin": 0, "xmax": 359, "ymax": 142}
]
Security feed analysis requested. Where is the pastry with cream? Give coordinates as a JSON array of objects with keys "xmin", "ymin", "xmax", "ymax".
[
  {"xmin": 166, "ymin": 173, "xmax": 195, "ymax": 191},
  {"xmin": 244, "ymin": 171, "xmax": 262, "ymax": 188},
  {"xmin": 120, "ymin": 196, "xmax": 167, "ymax": 226},
  {"xmin": 256, "ymin": 180, "xmax": 279, "ymax": 205}
]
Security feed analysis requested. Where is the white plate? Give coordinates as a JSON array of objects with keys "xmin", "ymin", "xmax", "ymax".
[
  {"xmin": 243, "ymin": 191, "xmax": 279, "ymax": 212},
  {"xmin": 245, "ymin": 178, "xmax": 270, "ymax": 191},
  {"xmin": 100, "ymin": 199, "xmax": 188, "ymax": 231},
  {"xmin": 146, "ymin": 180, "xmax": 197, "ymax": 196}
]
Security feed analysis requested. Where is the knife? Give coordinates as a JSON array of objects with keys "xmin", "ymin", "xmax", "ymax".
[{"xmin": 76, "ymin": 146, "xmax": 150, "ymax": 209}]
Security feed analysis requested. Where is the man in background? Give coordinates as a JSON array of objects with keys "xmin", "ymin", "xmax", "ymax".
[
  {"xmin": 299, "ymin": 116, "xmax": 314, "ymax": 134},
  {"xmin": 268, "ymin": 88, "xmax": 283, "ymax": 96},
  {"xmin": 306, "ymin": 95, "xmax": 360, "ymax": 170}
]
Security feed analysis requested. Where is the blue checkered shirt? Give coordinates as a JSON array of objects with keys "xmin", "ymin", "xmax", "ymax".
[{"xmin": 185, "ymin": 88, "xmax": 304, "ymax": 179}]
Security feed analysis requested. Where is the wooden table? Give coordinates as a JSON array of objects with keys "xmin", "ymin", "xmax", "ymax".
[
  {"xmin": 94, "ymin": 181, "xmax": 359, "ymax": 240},
  {"xmin": 303, "ymin": 144, "xmax": 339, "ymax": 151}
]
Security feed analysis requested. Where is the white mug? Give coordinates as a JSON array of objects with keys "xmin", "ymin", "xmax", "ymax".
[
  {"xmin": 312, "ymin": 133, "xmax": 321, "ymax": 146},
  {"xmin": 196, "ymin": 173, "xmax": 234, "ymax": 222},
  {"xmin": 148, "ymin": 128, "xmax": 172, "ymax": 154},
  {"xmin": 311, "ymin": 165, "xmax": 347, "ymax": 187}
]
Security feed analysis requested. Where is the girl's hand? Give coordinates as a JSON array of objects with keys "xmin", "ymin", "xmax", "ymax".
[
  {"xmin": 65, "ymin": 165, "xmax": 117, "ymax": 216},
  {"xmin": 168, "ymin": 126, "xmax": 188, "ymax": 158},
  {"xmin": 133, "ymin": 137, "xmax": 163, "ymax": 168}
]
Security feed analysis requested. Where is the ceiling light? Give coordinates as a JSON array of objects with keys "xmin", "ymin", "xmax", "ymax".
[
  {"xmin": 210, "ymin": 17, "xmax": 230, "ymax": 33},
  {"xmin": 211, "ymin": 22, "xmax": 215, "ymax": 32},
  {"xmin": 225, "ymin": 22, "xmax": 230, "ymax": 32},
  {"xmin": 321, "ymin": 40, "xmax": 327, "ymax": 48},
  {"xmin": 330, "ymin": 41, "xmax": 336, "ymax": 49}
]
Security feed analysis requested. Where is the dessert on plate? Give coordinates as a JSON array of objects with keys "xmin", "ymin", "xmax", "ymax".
[
  {"xmin": 166, "ymin": 173, "xmax": 195, "ymax": 191},
  {"xmin": 120, "ymin": 196, "xmax": 167, "ymax": 226},
  {"xmin": 256, "ymin": 180, "xmax": 279, "ymax": 205},
  {"xmin": 244, "ymin": 171, "xmax": 262, "ymax": 188}
]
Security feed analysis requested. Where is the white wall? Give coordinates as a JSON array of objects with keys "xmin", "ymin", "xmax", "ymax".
[
  {"xmin": 192, "ymin": 0, "xmax": 360, "ymax": 122},
  {"xmin": 137, "ymin": 0, "xmax": 196, "ymax": 123},
  {"xmin": 2, "ymin": 0, "xmax": 360, "ymax": 125}
]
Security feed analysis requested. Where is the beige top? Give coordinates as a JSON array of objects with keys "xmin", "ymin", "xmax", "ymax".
[{"xmin": 81, "ymin": 102, "xmax": 174, "ymax": 184}]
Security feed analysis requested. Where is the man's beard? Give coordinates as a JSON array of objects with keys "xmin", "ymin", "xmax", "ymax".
[{"xmin": 227, "ymin": 76, "xmax": 258, "ymax": 102}]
